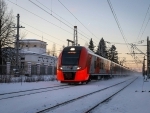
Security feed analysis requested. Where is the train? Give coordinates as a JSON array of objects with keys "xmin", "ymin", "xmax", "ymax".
[{"xmin": 57, "ymin": 46, "xmax": 134, "ymax": 84}]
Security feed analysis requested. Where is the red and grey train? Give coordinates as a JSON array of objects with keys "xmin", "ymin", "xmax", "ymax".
[{"xmin": 57, "ymin": 46, "xmax": 133, "ymax": 83}]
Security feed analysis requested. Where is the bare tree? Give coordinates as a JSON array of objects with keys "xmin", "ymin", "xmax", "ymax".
[
  {"xmin": 46, "ymin": 49, "xmax": 51, "ymax": 55},
  {"xmin": 84, "ymin": 42, "xmax": 89, "ymax": 48},
  {"xmin": 0, "ymin": 0, "xmax": 15, "ymax": 67},
  {"xmin": 51, "ymin": 43, "xmax": 57, "ymax": 56}
]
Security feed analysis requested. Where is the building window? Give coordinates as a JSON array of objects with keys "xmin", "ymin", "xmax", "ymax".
[
  {"xmin": 34, "ymin": 45, "xmax": 36, "ymax": 47},
  {"xmin": 26, "ymin": 45, "xmax": 28, "ymax": 47},
  {"xmin": 21, "ymin": 57, "xmax": 25, "ymax": 60}
]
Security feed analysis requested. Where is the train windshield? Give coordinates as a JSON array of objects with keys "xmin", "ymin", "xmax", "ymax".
[{"xmin": 62, "ymin": 51, "xmax": 81, "ymax": 65}]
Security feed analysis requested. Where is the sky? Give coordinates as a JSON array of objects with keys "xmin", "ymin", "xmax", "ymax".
[
  {"xmin": 1, "ymin": 75, "xmax": 150, "ymax": 113},
  {"xmin": 5, "ymin": 0, "xmax": 150, "ymax": 71}
]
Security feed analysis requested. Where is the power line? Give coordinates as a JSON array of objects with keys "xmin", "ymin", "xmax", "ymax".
[
  {"xmin": 29, "ymin": 0, "xmax": 73, "ymax": 29},
  {"xmin": 23, "ymin": 29, "xmax": 63, "ymax": 47},
  {"xmin": 105, "ymin": 41, "xmax": 147, "ymax": 46},
  {"xmin": 7, "ymin": 0, "xmax": 93, "ymax": 46},
  {"xmin": 7, "ymin": 0, "xmax": 72, "ymax": 35},
  {"xmin": 21, "ymin": 21, "xmax": 66, "ymax": 43},
  {"xmin": 107, "ymin": 0, "xmax": 129, "ymax": 50},
  {"xmin": 107, "ymin": 0, "xmax": 140, "ymax": 65},
  {"xmin": 139, "ymin": 14, "xmax": 150, "ymax": 41},
  {"xmin": 57, "ymin": 0, "xmax": 100, "ymax": 42},
  {"xmin": 28, "ymin": 0, "xmax": 98, "ymax": 45},
  {"xmin": 35, "ymin": 0, "xmax": 95, "ymax": 44},
  {"xmin": 136, "ymin": 4, "xmax": 150, "ymax": 42}
]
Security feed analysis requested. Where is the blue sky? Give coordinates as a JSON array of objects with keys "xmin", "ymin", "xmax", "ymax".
[{"xmin": 6, "ymin": 0, "xmax": 150, "ymax": 71}]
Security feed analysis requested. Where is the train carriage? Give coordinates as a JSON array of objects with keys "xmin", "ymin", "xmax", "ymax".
[{"xmin": 57, "ymin": 46, "xmax": 132, "ymax": 84}]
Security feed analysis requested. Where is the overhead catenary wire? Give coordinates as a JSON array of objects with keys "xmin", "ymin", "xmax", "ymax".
[
  {"xmin": 107, "ymin": 0, "xmax": 129, "ymax": 50},
  {"xmin": 7, "ymin": 0, "xmax": 93, "ymax": 46},
  {"xmin": 23, "ymin": 29, "xmax": 63, "ymax": 47},
  {"xmin": 21, "ymin": 21, "xmax": 66, "ymax": 43},
  {"xmin": 7, "ymin": 0, "xmax": 72, "ymax": 35},
  {"xmin": 139, "ymin": 15, "xmax": 150, "ymax": 41},
  {"xmin": 107, "ymin": 0, "xmax": 140, "ymax": 65},
  {"xmin": 28, "ymin": 0, "xmax": 92, "ymax": 43},
  {"xmin": 136, "ymin": 4, "xmax": 150, "ymax": 42},
  {"xmin": 35, "ymin": 0, "xmax": 95, "ymax": 43},
  {"xmin": 57, "ymin": 0, "xmax": 100, "ymax": 43}
]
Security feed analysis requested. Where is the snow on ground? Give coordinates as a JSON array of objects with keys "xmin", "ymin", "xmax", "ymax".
[
  {"xmin": 0, "ymin": 74, "xmax": 149, "ymax": 113},
  {"xmin": 0, "ymin": 80, "xmax": 59, "ymax": 94},
  {"xmin": 92, "ymin": 75, "xmax": 150, "ymax": 113}
]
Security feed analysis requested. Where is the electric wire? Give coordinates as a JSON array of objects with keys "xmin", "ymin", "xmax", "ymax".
[
  {"xmin": 139, "ymin": 15, "xmax": 150, "ymax": 41},
  {"xmin": 57, "ymin": 0, "xmax": 100, "ymax": 42},
  {"xmin": 7, "ymin": 0, "xmax": 72, "ymax": 35},
  {"xmin": 28, "ymin": 0, "xmax": 90, "ymax": 43},
  {"xmin": 7, "ymin": 0, "xmax": 92, "ymax": 46},
  {"xmin": 35, "ymin": 0, "xmax": 95, "ymax": 43},
  {"xmin": 23, "ymin": 29, "xmax": 63, "ymax": 47},
  {"xmin": 107, "ymin": 0, "xmax": 140, "ymax": 66},
  {"xmin": 136, "ymin": 4, "xmax": 150, "ymax": 42},
  {"xmin": 20, "ymin": 21, "xmax": 66, "ymax": 43}
]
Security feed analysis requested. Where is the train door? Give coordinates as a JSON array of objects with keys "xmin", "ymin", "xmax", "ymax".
[
  {"xmin": 94, "ymin": 57, "xmax": 100, "ymax": 74},
  {"xmin": 100, "ymin": 58, "xmax": 104, "ymax": 74},
  {"xmin": 89, "ymin": 55, "xmax": 96, "ymax": 74}
]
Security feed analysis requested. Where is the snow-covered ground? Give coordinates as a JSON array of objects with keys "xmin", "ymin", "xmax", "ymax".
[
  {"xmin": 0, "ymin": 74, "xmax": 149, "ymax": 113},
  {"xmin": 92, "ymin": 75, "xmax": 150, "ymax": 113}
]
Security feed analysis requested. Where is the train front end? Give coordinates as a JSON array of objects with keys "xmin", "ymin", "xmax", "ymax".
[{"xmin": 57, "ymin": 46, "xmax": 89, "ymax": 83}]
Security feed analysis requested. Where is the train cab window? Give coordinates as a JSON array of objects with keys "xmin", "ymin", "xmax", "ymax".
[{"xmin": 62, "ymin": 50, "xmax": 81, "ymax": 65}]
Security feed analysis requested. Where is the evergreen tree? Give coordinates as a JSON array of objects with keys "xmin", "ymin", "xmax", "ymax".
[
  {"xmin": 108, "ymin": 45, "xmax": 119, "ymax": 63},
  {"xmin": 88, "ymin": 38, "xmax": 95, "ymax": 52},
  {"xmin": 96, "ymin": 38, "xmax": 108, "ymax": 58}
]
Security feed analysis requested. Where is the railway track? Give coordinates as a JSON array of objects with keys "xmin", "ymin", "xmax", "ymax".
[
  {"xmin": 85, "ymin": 77, "xmax": 138, "ymax": 113},
  {"xmin": 0, "ymin": 84, "xmax": 74, "ymax": 100},
  {"xmin": 36, "ymin": 77, "xmax": 137, "ymax": 113}
]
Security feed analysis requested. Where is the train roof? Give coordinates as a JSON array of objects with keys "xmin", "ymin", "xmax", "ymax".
[{"xmin": 62, "ymin": 46, "xmax": 132, "ymax": 71}]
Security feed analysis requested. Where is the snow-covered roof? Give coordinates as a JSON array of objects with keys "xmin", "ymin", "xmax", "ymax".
[
  {"xmin": 19, "ymin": 39, "xmax": 46, "ymax": 43},
  {"xmin": 20, "ymin": 50, "xmax": 57, "ymax": 58}
]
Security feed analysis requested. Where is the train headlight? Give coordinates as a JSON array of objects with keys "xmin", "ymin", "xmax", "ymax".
[
  {"xmin": 60, "ymin": 67, "xmax": 63, "ymax": 70},
  {"xmin": 77, "ymin": 66, "xmax": 81, "ymax": 70}
]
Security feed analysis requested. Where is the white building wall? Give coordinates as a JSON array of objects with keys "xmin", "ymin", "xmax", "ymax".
[
  {"xmin": 21, "ymin": 54, "xmax": 57, "ymax": 66},
  {"xmin": 19, "ymin": 39, "xmax": 57, "ymax": 67}
]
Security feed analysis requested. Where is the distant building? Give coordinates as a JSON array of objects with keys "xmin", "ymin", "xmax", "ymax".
[{"xmin": 19, "ymin": 39, "xmax": 57, "ymax": 67}]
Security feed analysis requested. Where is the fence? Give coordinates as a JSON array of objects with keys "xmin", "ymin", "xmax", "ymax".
[{"xmin": 0, "ymin": 64, "xmax": 56, "ymax": 76}]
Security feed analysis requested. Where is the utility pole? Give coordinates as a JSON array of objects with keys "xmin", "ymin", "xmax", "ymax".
[
  {"xmin": 147, "ymin": 36, "xmax": 149, "ymax": 78},
  {"xmin": 73, "ymin": 26, "xmax": 78, "ymax": 46},
  {"xmin": 13, "ymin": 14, "xmax": 25, "ymax": 72},
  {"xmin": 0, "ymin": 0, "xmax": 1, "ymax": 74},
  {"xmin": 143, "ymin": 56, "xmax": 146, "ymax": 76}
]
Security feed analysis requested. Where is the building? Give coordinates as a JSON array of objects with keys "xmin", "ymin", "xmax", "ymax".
[{"xmin": 18, "ymin": 39, "xmax": 57, "ymax": 75}]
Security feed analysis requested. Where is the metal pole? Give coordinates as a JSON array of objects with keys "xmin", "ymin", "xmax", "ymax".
[
  {"xmin": 13, "ymin": 14, "xmax": 24, "ymax": 76},
  {"xmin": 0, "ymin": 0, "xmax": 2, "ymax": 75},
  {"xmin": 147, "ymin": 37, "xmax": 149, "ymax": 78},
  {"xmin": 16, "ymin": 14, "xmax": 20, "ymax": 71}
]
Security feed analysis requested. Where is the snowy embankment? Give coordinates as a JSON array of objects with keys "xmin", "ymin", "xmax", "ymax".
[{"xmin": 0, "ymin": 75, "xmax": 56, "ymax": 83}]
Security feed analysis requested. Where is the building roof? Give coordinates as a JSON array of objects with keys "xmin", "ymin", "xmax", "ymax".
[
  {"xmin": 20, "ymin": 50, "xmax": 57, "ymax": 59},
  {"xmin": 19, "ymin": 39, "xmax": 46, "ymax": 44}
]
